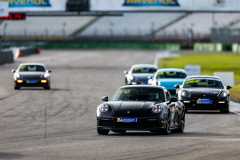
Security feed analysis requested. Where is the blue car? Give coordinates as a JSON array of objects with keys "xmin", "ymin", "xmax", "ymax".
[{"xmin": 148, "ymin": 68, "xmax": 187, "ymax": 96}]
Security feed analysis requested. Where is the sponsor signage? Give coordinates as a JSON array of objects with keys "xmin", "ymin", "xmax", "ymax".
[
  {"xmin": 90, "ymin": 0, "xmax": 240, "ymax": 12},
  {"xmin": 0, "ymin": 0, "xmax": 67, "ymax": 12},
  {"xmin": 0, "ymin": 1, "xmax": 8, "ymax": 17},
  {"xmin": 214, "ymin": 72, "xmax": 234, "ymax": 87},
  {"xmin": 185, "ymin": 65, "xmax": 201, "ymax": 76},
  {"xmin": 0, "ymin": 13, "xmax": 26, "ymax": 20}
]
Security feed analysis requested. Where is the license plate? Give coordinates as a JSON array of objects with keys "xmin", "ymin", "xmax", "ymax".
[
  {"xmin": 197, "ymin": 99, "xmax": 212, "ymax": 104},
  {"xmin": 141, "ymin": 82, "xmax": 148, "ymax": 85},
  {"xmin": 117, "ymin": 118, "xmax": 137, "ymax": 123},
  {"xmin": 27, "ymin": 80, "xmax": 38, "ymax": 84}
]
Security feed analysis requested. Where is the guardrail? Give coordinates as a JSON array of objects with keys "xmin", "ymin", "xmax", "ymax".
[{"xmin": 0, "ymin": 50, "xmax": 14, "ymax": 65}]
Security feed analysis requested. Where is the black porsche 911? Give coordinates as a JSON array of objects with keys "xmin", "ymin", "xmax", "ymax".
[
  {"xmin": 12, "ymin": 63, "xmax": 51, "ymax": 90},
  {"xmin": 96, "ymin": 85, "xmax": 185, "ymax": 135},
  {"xmin": 174, "ymin": 76, "xmax": 231, "ymax": 113}
]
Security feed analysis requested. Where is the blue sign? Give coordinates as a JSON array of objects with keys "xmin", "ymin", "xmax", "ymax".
[
  {"xmin": 4, "ymin": 0, "xmax": 51, "ymax": 8},
  {"xmin": 117, "ymin": 118, "xmax": 137, "ymax": 122},
  {"xmin": 123, "ymin": 0, "xmax": 180, "ymax": 7},
  {"xmin": 197, "ymin": 99, "xmax": 212, "ymax": 104}
]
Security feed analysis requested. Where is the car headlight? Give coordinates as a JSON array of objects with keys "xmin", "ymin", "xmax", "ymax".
[
  {"xmin": 219, "ymin": 91, "xmax": 228, "ymax": 98},
  {"xmin": 16, "ymin": 73, "xmax": 21, "ymax": 78},
  {"xmin": 130, "ymin": 76, "xmax": 134, "ymax": 80},
  {"xmin": 44, "ymin": 73, "xmax": 48, "ymax": 78},
  {"xmin": 99, "ymin": 103, "xmax": 109, "ymax": 112},
  {"xmin": 152, "ymin": 104, "xmax": 163, "ymax": 113},
  {"xmin": 181, "ymin": 90, "xmax": 191, "ymax": 98}
]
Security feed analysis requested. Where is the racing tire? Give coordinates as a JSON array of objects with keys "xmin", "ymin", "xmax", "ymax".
[
  {"xmin": 14, "ymin": 86, "xmax": 20, "ymax": 90},
  {"xmin": 220, "ymin": 110, "xmax": 229, "ymax": 113},
  {"xmin": 159, "ymin": 113, "xmax": 171, "ymax": 135},
  {"xmin": 97, "ymin": 129, "xmax": 110, "ymax": 135},
  {"xmin": 176, "ymin": 120, "xmax": 185, "ymax": 133},
  {"xmin": 112, "ymin": 130, "xmax": 126, "ymax": 133}
]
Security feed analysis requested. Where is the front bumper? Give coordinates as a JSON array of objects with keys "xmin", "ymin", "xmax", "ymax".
[
  {"xmin": 180, "ymin": 98, "xmax": 229, "ymax": 110},
  {"xmin": 97, "ymin": 117, "xmax": 167, "ymax": 131},
  {"xmin": 15, "ymin": 79, "xmax": 50, "ymax": 87}
]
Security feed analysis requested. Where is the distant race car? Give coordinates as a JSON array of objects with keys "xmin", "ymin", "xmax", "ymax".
[
  {"xmin": 12, "ymin": 63, "xmax": 51, "ymax": 90},
  {"xmin": 174, "ymin": 76, "xmax": 231, "ymax": 113},
  {"xmin": 96, "ymin": 85, "xmax": 185, "ymax": 135},
  {"xmin": 148, "ymin": 68, "xmax": 187, "ymax": 96},
  {"xmin": 124, "ymin": 64, "xmax": 158, "ymax": 85}
]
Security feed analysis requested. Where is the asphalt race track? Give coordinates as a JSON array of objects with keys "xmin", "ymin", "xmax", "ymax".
[{"xmin": 0, "ymin": 50, "xmax": 240, "ymax": 160}]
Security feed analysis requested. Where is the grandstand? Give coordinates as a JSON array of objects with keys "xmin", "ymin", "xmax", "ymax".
[
  {"xmin": 1, "ymin": 11, "xmax": 240, "ymax": 43},
  {"xmin": 0, "ymin": 16, "xmax": 96, "ymax": 39}
]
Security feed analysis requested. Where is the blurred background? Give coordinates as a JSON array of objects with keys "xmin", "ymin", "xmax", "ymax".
[{"xmin": 1, "ymin": 0, "xmax": 240, "ymax": 49}]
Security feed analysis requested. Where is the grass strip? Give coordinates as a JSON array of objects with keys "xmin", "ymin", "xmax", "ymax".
[{"xmin": 159, "ymin": 53, "xmax": 240, "ymax": 102}]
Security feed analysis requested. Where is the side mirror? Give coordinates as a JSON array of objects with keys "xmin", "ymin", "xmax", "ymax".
[
  {"xmin": 124, "ymin": 71, "xmax": 128, "ymax": 74},
  {"xmin": 102, "ymin": 96, "xmax": 108, "ymax": 102},
  {"xmin": 12, "ymin": 69, "xmax": 16, "ymax": 73},
  {"xmin": 174, "ymin": 84, "xmax": 180, "ymax": 88},
  {"xmin": 226, "ymin": 86, "xmax": 232, "ymax": 90},
  {"xmin": 148, "ymin": 76, "xmax": 153, "ymax": 79},
  {"xmin": 48, "ymin": 70, "xmax": 52, "ymax": 73},
  {"xmin": 170, "ymin": 97, "xmax": 178, "ymax": 103},
  {"xmin": 156, "ymin": 81, "xmax": 161, "ymax": 86}
]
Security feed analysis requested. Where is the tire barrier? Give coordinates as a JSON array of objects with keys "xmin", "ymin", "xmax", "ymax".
[{"xmin": 0, "ymin": 50, "xmax": 14, "ymax": 65}]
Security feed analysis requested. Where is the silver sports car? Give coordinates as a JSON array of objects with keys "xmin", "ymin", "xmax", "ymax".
[
  {"xmin": 124, "ymin": 64, "xmax": 158, "ymax": 85},
  {"xmin": 12, "ymin": 63, "xmax": 51, "ymax": 90}
]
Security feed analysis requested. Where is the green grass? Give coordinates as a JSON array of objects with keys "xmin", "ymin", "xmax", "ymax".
[{"xmin": 159, "ymin": 53, "xmax": 240, "ymax": 102}]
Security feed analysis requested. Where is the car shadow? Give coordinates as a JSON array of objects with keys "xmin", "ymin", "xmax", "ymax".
[
  {"xmin": 186, "ymin": 111, "xmax": 234, "ymax": 115},
  {"xmin": 17, "ymin": 88, "xmax": 71, "ymax": 91},
  {"xmin": 107, "ymin": 131, "xmax": 226, "ymax": 137}
]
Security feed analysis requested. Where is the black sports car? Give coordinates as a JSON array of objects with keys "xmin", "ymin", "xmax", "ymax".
[
  {"xmin": 175, "ymin": 76, "xmax": 232, "ymax": 113},
  {"xmin": 12, "ymin": 63, "xmax": 51, "ymax": 90},
  {"xmin": 96, "ymin": 85, "xmax": 185, "ymax": 135}
]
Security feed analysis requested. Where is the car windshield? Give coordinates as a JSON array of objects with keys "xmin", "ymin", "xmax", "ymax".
[
  {"xmin": 132, "ymin": 67, "xmax": 157, "ymax": 74},
  {"xmin": 19, "ymin": 65, "xmax": 46, "ymax": 72},
  {"xmin": 112, "ymin": 88, "xmax": 164, "ymax": 102},
  {"xmin": 183, "ymin": 78, "xmax": 224, "ymax": 89},
  {"xmin": 156, "ymin": 71, "xmax": 187, "ymax": 79}
]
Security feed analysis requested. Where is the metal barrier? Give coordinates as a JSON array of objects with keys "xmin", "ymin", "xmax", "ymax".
[
  {"xmin": 211, "ymin": 28, "xmax": 240, "ymax": 43},
  {"xmin": 0, "ymin": 50, "xmax": 14, "ymax": 65}
]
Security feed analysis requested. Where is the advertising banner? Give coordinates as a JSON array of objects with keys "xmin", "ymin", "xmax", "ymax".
[
  {"xmin": 90, "ymin": 0, "xmax": 240, "ymax": 12},
  {"xmin": 0, "ymin": 0, "xmax": 67, "ymax": 12},
  {"xmin": 0, "ymin": 2, "xmax": 8, "ymax": 16}
]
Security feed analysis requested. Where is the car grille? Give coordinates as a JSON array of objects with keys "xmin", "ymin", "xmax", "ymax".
[
  {"xmin": 142, "ymin": 121, "xmax": 159, "ymax": 127},
  {"xmin": 99, "ymin": 120, "xmax": 114, "ymax": 127},
  {"xmin": 118, "ymin": 123, "xmax": 139, "ymax": 128},
  {"xmin": 23, "ymin": 75, "xmax": 41, "ymax": 79},
  {"xmin": 99, "ymin": 119, "xmax": 159, "ymax": 128},
  {"xmin": 193, "ymin": 104, "xmax": 227, "ymax": 109},
  {"xmin": 135, "ymin": 77, "xmax": 148, "ymax": 81},
  {"xmin": 193, "ymin": 96, "xmax": 216, "ymax": 100}
]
